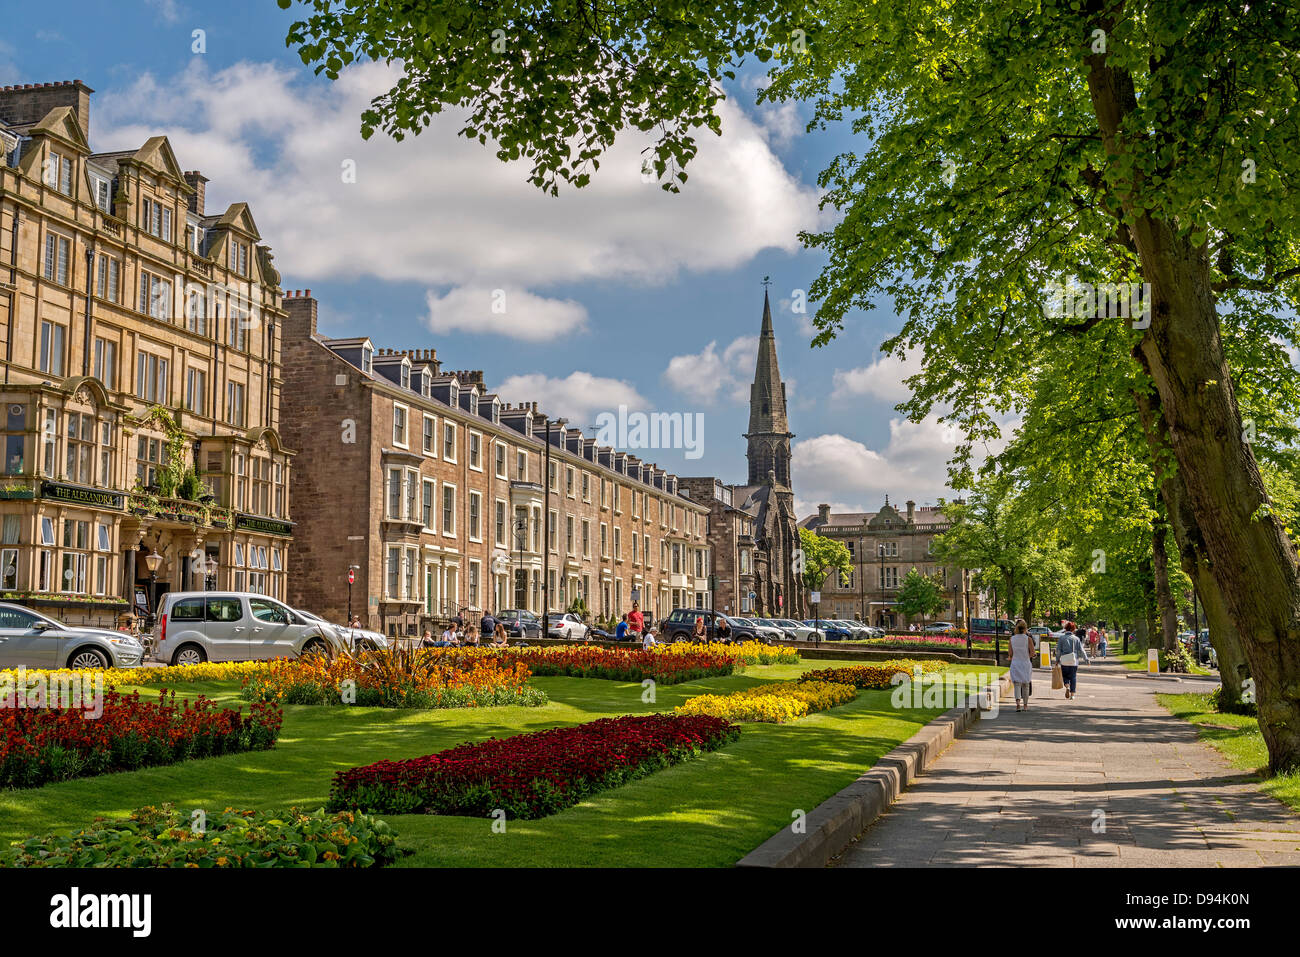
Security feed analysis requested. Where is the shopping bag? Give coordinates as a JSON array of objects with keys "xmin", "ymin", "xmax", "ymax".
[{"xmin": 1051, "ymin": 664, "xmax": 1064, "ymax": 690}]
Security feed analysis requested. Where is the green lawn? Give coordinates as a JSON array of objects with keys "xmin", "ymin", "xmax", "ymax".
[
  {"xmin": 1157, "ymin": 692, "xmax": 1300, "ymax": 814},
  {"xmin": 1, "ymin": 661, "xmax": 1002, "ymax": 867}
]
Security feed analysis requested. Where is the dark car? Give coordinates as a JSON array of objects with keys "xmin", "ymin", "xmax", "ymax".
[
  {"xmin": 660, "ymin": 608, "xmax": 771, "ymax": 644},
  {"xmin": 803, "ymin": 619, "xmax": 852, "ymax": 641},
  {"xmin": 497, "ymin": 609, "xmax": 542, "ymax": 640}
]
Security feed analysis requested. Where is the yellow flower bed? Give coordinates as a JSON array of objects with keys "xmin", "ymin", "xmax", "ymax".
[
  {"xmin": 797, "ymin": 659, "xmax": 949, "ymax": 689},
  {"xmin": 0, "ymin": 660, "xmax": 273, "ymax": 688},
  {"xmin": 676, "ymin": 680, "xmax": 858, "ymax": 723}
]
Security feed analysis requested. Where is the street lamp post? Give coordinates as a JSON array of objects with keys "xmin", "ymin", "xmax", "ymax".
[
  {"xmin": 144, "ymin": 548, "xmax": 163, "ymax": 628},
  {"xmin": 542, "ymin": 416, "xmax": 567, "ymax": 620},
  {"xmin": 205, "ymin": 556, "xmax": 219, "ymax": 593}
]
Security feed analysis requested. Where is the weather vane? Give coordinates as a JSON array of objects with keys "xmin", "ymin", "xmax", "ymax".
[{"xmin": 761, "ymin": 275, "xmax": 772, "ymax": 288}]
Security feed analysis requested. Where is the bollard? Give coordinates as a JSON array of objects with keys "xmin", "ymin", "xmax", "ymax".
[{"xmin": 1147, "ymin": 647, "xmax": 1159, "ymax": 674}]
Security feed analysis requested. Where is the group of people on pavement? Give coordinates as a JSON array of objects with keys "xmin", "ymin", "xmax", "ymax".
[
  {"xmin": 614, "ymin": 601, "xmax": 659, "ymax": 649},
  {"xmin": 1008, "ymin": 619, "xmax": 1096, "ymax": 712},
  {"xmin": 416, "ymin": 610, "xmax": 511, "ymax": 649}
]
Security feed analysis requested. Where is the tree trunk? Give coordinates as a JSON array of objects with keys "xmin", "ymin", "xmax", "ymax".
[
  {"xmin": 1151, "ymin": 521, "xmax": 1180, "ymax": 654},
  {"xmin": 1086, "ymin": 49, "xmax": 1300, "ymax": 771}
]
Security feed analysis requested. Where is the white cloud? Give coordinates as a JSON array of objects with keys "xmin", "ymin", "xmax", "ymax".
[
  {"xmin": 425, "ymin": 286, "xmax": 587, "ymax": 342},
  {"xmin": 95, "ymin": 61, "xmax": 822, "ymax": 305},
  {"xmin": 145, "ymin": 0, "xmax": 183, "ymax": 24},
  {"xmin": 831, "ymin": 350, "xmax": 924, "ymax": 404},
  {"xmin": 777, "ymin": 294, "xmax": 817, "ymax": 338},
  {"xmin": 791, "ymin": 416, "xmax": 981, "ymax": 517},
  {"xmin": 492, "ymin": 372, "xmax": 648, "ymax": 428},
  {"xmin": 662, "ymin": 336, "xmax": 758, "ymax": 404}
]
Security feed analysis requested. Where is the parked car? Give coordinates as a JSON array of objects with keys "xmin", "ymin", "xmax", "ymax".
[
  {"xmin": 497, "ymin": 609, "xmax": 542, "ymax": 640},
  {"xmin": 152, "ymin": 592, "xmax": 346, "ymax": 666},
  {"xmin": 969, "ymin": 617, "xmax": 1014, "ymax": 637},
  {"xmin": 729, "ymin": 617, "xmax": 785, "ymax": 643},
  {"xmin": 660, "ymin": 608, "xmax": 768, "ymax": 644},
  {"xmin": 842, "ymin": 620, "xmax": 882, "ymax": 639},
  {"xmin": 547, "ymin": 612, "xmax": 590, "ymax": 640},
  {"xmin": 1196, "ymin": 629, "xmax": 1217, "ymax": 667},
  {"xmin": 768, "ymin": 618, "xmax": 824, "ymax": 641},
  {"xmin": 803, "ymin": 619, "xmax": 853, "ymax": 641},
  {"xmin": 0, "ymin": 602, "xmax": 144, "ymax": 669},
  {"xmin": 1027, "ymin": 625, "xmax": 1053, "ymax": 639},
  {"xmin": 923, "ymin": 621, "xmax": 956, "ymax": 634},
  {"xmin": 295, "ymin": 610, "xmax": 388, "ymax": 653}
]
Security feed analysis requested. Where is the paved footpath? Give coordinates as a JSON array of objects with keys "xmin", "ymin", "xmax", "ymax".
[{"xmin": 835, "ymin": 659, "xmax": 1300, "ymax": 867}]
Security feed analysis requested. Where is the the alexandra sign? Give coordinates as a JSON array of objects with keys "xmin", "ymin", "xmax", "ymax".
[{"xmin": 41, "ymin": 481, "xmax": 125, "ymax": 511}]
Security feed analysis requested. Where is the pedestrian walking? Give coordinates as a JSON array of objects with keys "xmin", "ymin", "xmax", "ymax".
[
  {"xmin": 1009, "ymin": 618, "xmax": 1035, "ymax": 712},
  {"xmin": 1098, "ymin": 630, "xmax": 1108, "ymax": 658},
  {"xmin": 1055, "ymin": 621, "xmax": 1090, "ymax": 699}
]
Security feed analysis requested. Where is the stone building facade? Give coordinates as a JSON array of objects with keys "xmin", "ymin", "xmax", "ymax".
[
  {"xmin": 0, "ymin": 80, "xmax": 293, "ymax": 627},
  {"xmin": 279, "ymin": 292, "xmax": 710, "ymax": 636},
  {"xmin": 798, "ymin": 498, "xmax": 981, "ymax": 628}
]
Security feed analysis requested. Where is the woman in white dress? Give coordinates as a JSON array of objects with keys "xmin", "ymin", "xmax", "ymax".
[{"xmin": 1009, "ymin": 619, "xmax": 1036, "ymax": 712}]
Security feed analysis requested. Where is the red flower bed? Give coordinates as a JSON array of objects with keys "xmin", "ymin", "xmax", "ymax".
[
  {"xmin": 496, "ymin": 645, "xmax": 737, "ymax": 685},
  {"xmin": 328, "ymin": 713, "xmax": 740, "ymax": 819},
  {"xmin": 0, "ymin": 689, "xmax": 282, "ymax": 789}
]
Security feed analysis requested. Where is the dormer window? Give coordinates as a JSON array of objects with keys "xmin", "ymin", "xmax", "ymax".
[
  {"xmin": 449, "ymin": 383, "xmax": 459, "ymax": 407},
  {"xmin": 90, "ymin": 175, "xmax": 111, "ymax": 212},
  {"xmin": 421, "ymin": 371, "xmax": 431, "ymax": 397},
  {"xmin": 524, "ymin": 414, "xmax": 533, "ymax": 439},
  {"xmin": 228, "ymin": 240, "xmax": 249, "ymax": 276},
  {"xmin": 361, "ymin": 345, "xmax": 373, "ymax": 374},
  {"xmin": 491, "ymin": 399, "xmax": 500, "ymax": 424},
  {"xmin": 400, "ymin": 364, "xmax": 410, "ymax": 390},
  {"xmin": 45, "ymin": 151, "xmax": 73, "ymax": 195},
  {"xmin": 469, "ymin": 392, "xmax": 479, "ymax": 416}
]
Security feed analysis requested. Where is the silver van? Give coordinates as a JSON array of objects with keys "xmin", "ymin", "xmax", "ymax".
[{"xmin": 152, "ymin": 592, "xmax": 344, "ymax": 666}]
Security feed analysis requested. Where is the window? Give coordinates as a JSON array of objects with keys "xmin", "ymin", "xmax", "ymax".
[
  {"xmin": 361, "ymin": 345, "xmax": 373, "ymax": 374},
  {"xmin": 566, "ymin": 467, "xmax": 574, "ymax": 497},
  {"xmin": 233, "ymin": 453, "xmax": 247, "ymax": 511},
  {"xmin": 3, "ymin": 403, "xmax": 25, "ymax": 475},
  {"xmin": 45, "ymin": 152, "xmax": 73, "ymax": 194},
  {"xmin": 185, "ymin": 367, "xmax": 207, "ymax": 414},
  {"xmin": 600, "ymin": 523, "xmax": 608, "ymax": 558},
  {"xmin": 64, "ymin": 412, "xmax": 94, "ymax": 484},
  {"xmin": 548, "ymin": 461, "xmax": 557, "ymax": 492},
  {"xmin": 136, "ymin": 352, "xmax": 170, "ymax": 404},
  {"xmin": 399, "ymin": 365, "xmax": 410, "ymax": 390},
  {"xmin": 495, "ymin": 500, "xmax": 506, "ymax": 545},
  {"xmin": 468, "ymin": 561, "xmax": 480, "ymax": 607},
  {"xmin": 387, "ymin": 468, "xmax": 402, "ymax": 518},
  {"xmin": 469, "ymin": 432, "xmax": 481, "ymax": 469},
  {"xmin": 405, "ymin": 468, "xmax": 418, "ymax": 522},
  {"xmin": 136, "ymin": 434, "xmax": 164, "ymax": 487},
  {"xmin": 468, "ymin": 491, "xmax": 481, "ymax": 540},
  {"xmin": 141, "ymin": 196, "xmax": 172, "ymax": 240},
  {"xmin": 95, "ymin": 254, "xmax": 120, "ymax": 302},
  {"xmin": 252, "ymin": 458, "xmax": 271, "ymax": 516},
  {"xmin": 422, "ymin": 479, "xmax": 435, "ymax": 529},
  {"xmin": 442, "ymin": 422, "xmax": 456, "ymax": 462},
  {"xmin": 644, "ymin": 534, "xmax": 650, "ymax": 567},
  {"xmin": 93, "ymin": 338, "xmax": 117, "ymax": 390},
  {"xmin": 393, "ymin": 405, "xmax": 408, "ymax": 447},
  {"xmin": 227, "ymin": 296, "xmax": 249, "ymax": 351},
  {"xmin": 386, "ymin": 546, "xmax": 400, "ymax": 597},
  {"xmin": 138, "ymin": 270, "xmax": 171, "ymax": 320},
  {"xmin": 41, "ymin": 409, "xmax": 56, "ymax": 476},
  {"xmin": 614, "ymin": 527, "xmax": 622, "ymax": 560},
  {"xmin": 495, "ymin": 443, "xmax": 506, "ymax": 478},
  {"xmin": 582, "ymin": 472, "xmax": 590, "ymax": 502},
  {"xmin": 225, "ymin": 381, "xmax": 246, "ymax": 427},
  {"xmin": 38, "ymin": 321, "xmax": 65, "ymax": 376},
  {"xmin": 422, "ymin": 415, "xmax": 435, "ymax": 455},
  {"xmin": 60, "ymin": 519, "xmax": 89, "ymax": 594},
  {"xmin": 442, "ymin": 485, "xmax": 455, "ymax": 534},
  {"xmin": 566, "ymin": 516, "xmax": 575, "ymax": 555},
  {"xmin": 0, "ymin": 546, "xmax": 17, "ymax": 590},
  {"xmin": 185, "ymin": 284, "xmax": 207, "ymax": 335},
  {"xmin": 548, "ymin": 510, "xmax": 557, "ymax": 552},
  {"xmin": 229, "ymin": 240, "xmax": 249, "ymax": 276},
  {"xmin": 404, "ymin": 547, "xmax": 418, "ymax": 599},
  {"xmin": 516, "ymin": 451, "xmax": 527, "ymax": 481},
  {"xmin": 582, "ymin": 521, "xmax": 591, "ymax": 558}
]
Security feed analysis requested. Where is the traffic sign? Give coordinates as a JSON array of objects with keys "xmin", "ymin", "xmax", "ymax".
[{"xmin": 347, "ymin": 569, "xmax": 355, "ymax": 585}]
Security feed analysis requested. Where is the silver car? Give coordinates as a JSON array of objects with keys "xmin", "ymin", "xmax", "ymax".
[
  {"xmin": 297, "ymin": 610, "xmax": 389, "ymax": 652},
  {"xmin": 547, "ymin": 612, "xmax": 589, "ymax": 640},
  {"xmin": 0, "ymin": 602, "xmax": 144, "ymax": 669},
  {"xmin": 153, "ymin": 592, "xmax": 345, "ymax": 666}
]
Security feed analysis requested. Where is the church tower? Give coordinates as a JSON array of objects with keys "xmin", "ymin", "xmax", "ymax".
[{"xmin": 745, "ymin": 289, "xmax": 795, "ymax": 496}]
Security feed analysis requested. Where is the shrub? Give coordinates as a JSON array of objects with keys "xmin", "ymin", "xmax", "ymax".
[
  {"xmin": 328, "ymin": 713, "xmax": 740, "ymax": 819},
  {"xmin": 0, "ymin": 690, "xmax": 281, "ymax": 789},
  {"xmin": 798, "ymin": 660, "xmax": 949, "ymax": 689},
  {"xmin": 1, "ymin": 804, "xmax": 399, "ymax": 868},
  {"xmin": 676, "ymin": 680, "xmax": 859, "ymax": 723}
]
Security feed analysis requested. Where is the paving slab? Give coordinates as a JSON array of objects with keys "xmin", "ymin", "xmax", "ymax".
[{"xmin": 833, "ymin": 659, "xmax": 1300, "ymax": 868}]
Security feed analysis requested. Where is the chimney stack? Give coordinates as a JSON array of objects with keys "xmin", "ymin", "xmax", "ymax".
[
  {"xmin": 0, "ymin": 80, "xmax": 93, "ymax": 136},
  {"xmin": 281, "ymin": 289, "xmax": 318, "ymax": 342},
  {"xmin": 906, "ymin": 499, "xmax": 916, "ymax": 523},
  {"xmin": 817, "ymin": 503, "xmax": 831, "ymax": 524},
  {"xmin": 182, "ymin": 171, "xmax": 207, "ymax": 216}
]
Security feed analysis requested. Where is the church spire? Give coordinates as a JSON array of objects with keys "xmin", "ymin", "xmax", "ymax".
[{"xmin": 745, "ymin": 287, "xmax": 794, "ymax": 487}]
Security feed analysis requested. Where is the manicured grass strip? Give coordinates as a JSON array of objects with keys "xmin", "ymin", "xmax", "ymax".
[
  {"xmin": 3, "ymin": 805, "xmax": 399, "ymax": 868},
  {"xmin": 1157, "ymin": 692, "xmax": 1300, "ymax": 814},
  {"xmin": 328, "ymin": 713, "xmax": 740, "ymax": 819}
]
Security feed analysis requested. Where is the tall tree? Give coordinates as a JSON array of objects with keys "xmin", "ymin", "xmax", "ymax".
[{"xmin": 282, "ymin": 0, "xmax": 1300, "ymax": 770}]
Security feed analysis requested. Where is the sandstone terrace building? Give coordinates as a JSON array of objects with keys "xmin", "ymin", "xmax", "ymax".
[
  {"xmin": 0, "ymin": 80, "xmax": 292, "ymax": 627},
  {"xmin": 280, "ymin": 292, "xmax": 711, "ymax": 636},
  {"xmin": 799, "ymin": 498, "xmax": 981, "ymax": 629}
]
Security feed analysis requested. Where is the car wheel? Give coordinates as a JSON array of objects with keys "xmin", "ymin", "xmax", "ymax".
[
  {"xmin": 171, "ymin": 644, "xmax": 207, "ymax": 667},
  {"xmin": 67, "ymin": 647, "xmax": 110, "ymax": 670},
  {"xmin": 301, "ymin": 637, "xmax": 330, "ymax": 659}
]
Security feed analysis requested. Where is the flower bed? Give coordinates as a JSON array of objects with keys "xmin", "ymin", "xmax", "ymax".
[
  {"xmin": 1, "ymin": 660, "xmax": 278, "ymax": 690},
  {"xmin": 239, "ymin": 650, "xmax": 546, "ymax": 709},
  {"xmin": 328, "ymin": 713, "xmax": 740, "ymax": 819},
  {"xmin": 1, "ymin": 804, "xmax": 399, "ymax": 868},
  {"xmin": 717, "ymin": 641, "xmax": 800, "ymax": 666},
  {"xmin": 858, "ymin": 635, "xmax": 993, "ymax": 652},
  {"xmin": 492, "ymin": 644, "xmax": 739, "ymax": 685},
  {"xmin": 676, "ymin": 680, "xmax": 859, "ymax": 723},
  {"xmin": 798, "ymin": 660, "xmax": 950, "ymax": 689},
  {"xmin": 0, "ymin": 690, "xmax": 281, "ymax": 789}
]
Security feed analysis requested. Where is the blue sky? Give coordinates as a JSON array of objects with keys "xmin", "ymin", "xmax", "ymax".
[{"xmin": 4, "ymin": 0, "xmax": 962, "ymax": 515}]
